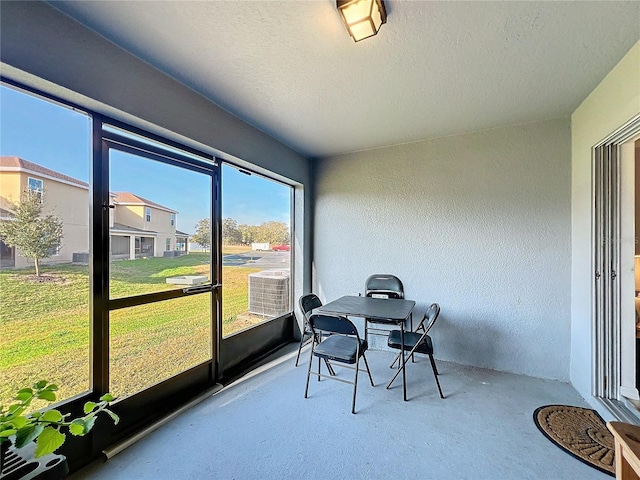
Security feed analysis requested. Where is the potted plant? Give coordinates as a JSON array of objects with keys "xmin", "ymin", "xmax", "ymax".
[{"xmin": 0, "ymin": 381, "xmax": 118, "ymax": 480}]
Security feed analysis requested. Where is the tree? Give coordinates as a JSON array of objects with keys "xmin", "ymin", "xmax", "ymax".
[
  {"xmin": 257, "ymin": 221, "xmax": 290, "ymax": 245},
  {"xmin": 238, "ymin": 224, "xmax": 257, "ymax": 245},
  {"xmin": 0, "ymin": 191, "xmax": 63, "ymax": 277},
  {"xmin": 191, "ymin": 218, "xmax": 211, "ymax": 251},
  {"xmin": 222, "ymin": 218, "xmax": 242, "ymax": 245}
]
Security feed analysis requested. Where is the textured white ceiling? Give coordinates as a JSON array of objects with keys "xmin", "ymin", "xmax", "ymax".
[{"xmin": 50, "ymin": 1, "xmax": 639, "ymax": 159}]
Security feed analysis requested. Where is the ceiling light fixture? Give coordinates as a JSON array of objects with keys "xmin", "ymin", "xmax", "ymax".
[{"xmin": 337, "ymin": 0, "xmax": 387, "ymax": 42}]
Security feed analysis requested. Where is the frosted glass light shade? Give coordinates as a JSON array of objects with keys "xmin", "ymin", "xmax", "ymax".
[{"xmin": 337, "ymin": 0, "xmax": 387, "ymax": 42}]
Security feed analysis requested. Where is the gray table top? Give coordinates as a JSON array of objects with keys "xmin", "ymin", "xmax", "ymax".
[{"xmin": 315, "ymin": 295, "xmax": 415, "ymax": 323}]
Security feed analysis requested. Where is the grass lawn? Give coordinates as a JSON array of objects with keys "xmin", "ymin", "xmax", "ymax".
[
  {"xmin": 222, "ymin": 245, "xmax": 252, "ymax": 255},
  {"xmin": 0, "ymin": 252, "xmax": 274, "ymax": 406}
]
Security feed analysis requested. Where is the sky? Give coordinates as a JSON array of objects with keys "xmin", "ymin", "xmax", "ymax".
[{"xmin": 0, "ymin": 85, "xmax": 290, "ymax": 234}]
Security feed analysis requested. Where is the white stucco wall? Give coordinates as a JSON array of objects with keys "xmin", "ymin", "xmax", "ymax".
[
  {"xmin": 314, "ymin": 118, "xmax": 571, "ymax": 381},
  {"xmin": 571, "ymin": 41, "xmax": 640, "ymax": 400}
]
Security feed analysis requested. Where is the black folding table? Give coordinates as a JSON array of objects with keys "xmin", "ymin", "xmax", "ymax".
[{"xmin": 315, "ymin": 295, "xmax": 415, "ymax": 401}]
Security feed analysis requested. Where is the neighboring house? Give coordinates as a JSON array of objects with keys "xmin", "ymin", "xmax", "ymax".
[
  {"xmin": 0, "ymin": 156, "xmax": 187, "ymax": 268},
  {"xmin": 175, "ymin": 230, "xmax": 189, "ymax": 252},
  {"xmin": 0, "ymin": 156, "xmax": 89, "ymax": 269},
  {"xmin": 110, "ymin": 192, "xmax": 183, "ymax": 259}
]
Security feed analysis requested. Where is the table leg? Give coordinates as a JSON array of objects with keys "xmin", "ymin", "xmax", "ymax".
[
  {"xmin": 410, "ymin": 312, "xmax": 415, "ymax": 363},
  {"xmin": 401, "ymin": 323, "xmax": 407, "ymax": 401}
]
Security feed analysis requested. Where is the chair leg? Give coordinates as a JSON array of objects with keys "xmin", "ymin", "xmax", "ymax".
[
  {"xmin": 362, "ymin": 353, "xmax": 375, "ymax": 387},
  {"xmin": 386, "ymin": 356, "xmax": 403, "ymax": 389},
  {"xmin": 325, "ymin": 359, "xmax": 336, "ymax": 376},
  {"xmin": 429, "ymin": 354, "xmax": 444, "ymax": 399},
  {"xmin": 312, "ymin": 334, "xmax": 336, "ymax": 377},
  {"xmin": 352, "ymin": 357, "xmax": 360, "ymax": 414},
  {"xmin": 304, "ymin": 345, "xmax": 315, "ymax": 398},
  {"xmin": 295, "ymin": 333, "xmax": 335, "ymax": 374},
  {"xmin": 389, "ymin": 351, "xmax": 401, "ymax": 369},
  {"xmin": 389, "ymin": 351, "xmax": 415, "ymax": 367},
  {"xmin": 295, "ymin": 332, "xmax": 308, "ymax": 367}
]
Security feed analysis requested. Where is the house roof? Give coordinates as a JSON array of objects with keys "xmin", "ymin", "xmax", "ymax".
[
  {"xmin": 112, "ymin": 192, "xmax": 177, "ymax": 214},
  {"xmin": 111, "ymin": 223, "xmax": 157, "ymax": 235},
  {"xmin": 175, "ymin": 230, "xmax": 189, "ymax": 237},
  {"xmin": 0, "ymin": 156, "xmax": 89, "ymax": 188}
]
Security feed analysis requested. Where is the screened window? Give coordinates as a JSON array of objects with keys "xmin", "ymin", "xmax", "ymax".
[
  {"xmin": 221, "ymin": 164, "xmax": 293, "ymax": 337},
  {"xmin": 0, "ymin": 84, "xmax": 91, "ymax": 407},
  {"xmin": 146, "ymin": 207, "xmax": 151, "ymax": 222}
]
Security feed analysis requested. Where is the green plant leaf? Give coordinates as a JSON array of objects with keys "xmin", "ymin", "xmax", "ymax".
[
  {"xmin": 48, "ymin": 384, "xmax": 59, "ymax": 391},
  {"xmin": 82, "ymin": 416, "xmax": 96, "ymax": 433},
  {"xmin": 0, "ymin": 428, "xmax": 17, "ymax": 438},
  {"xmin": 99, "ymin": 393, "xmax": 114, "ymax": 402},
  {"xmin": 37, "ymin": 390, "xmax": 56, "ymax": 402},
  {"xmin": 34, "ymin": 380, "xmax": 48, "ymax": 390},
  {"xmin": 15, "ymin": 424, "xmax": 44, "ymax": 448},
  {"xmin": 104, "ymin": 409, "xmax": 120, "ymax": 424},
  {"xmin": 41, "ymin": 409, "xmax": 63, "ymax": 422},
  {"xmin": 8, "ymin": 404, "xmax": 24, "ymax": 416},
  {"xmin": 15, "ymin": 389, "xmax": 33, "ymax": 402},
  {"xmin": 15, "ymin": 392, "xmax": 31, "ymax": 402},
  {"xmin": 10, "ymin": 416, "xmax": 28, "ymax": 430},
  {"xmin": 69, "ymin": 420, "xmax": 85, "ymax": 436},
  {"xmin": 34, "ymin": 427, "xmax": 65, "ymax": 458},
  {"xmin": 83, "ymin": 402, "xmax": 97, "ymax": 414}
]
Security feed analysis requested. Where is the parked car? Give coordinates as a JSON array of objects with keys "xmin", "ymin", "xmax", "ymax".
[{"xmin": 272, "ymin": 244, "xmax": 290, "ymax": 252}]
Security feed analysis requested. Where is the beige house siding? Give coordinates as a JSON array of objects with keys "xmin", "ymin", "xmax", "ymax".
[
  {"xmin": 115, "ymin": 205, "xmax": 145, "ymax": 230},
  {"xmin": 0, "ymin": 166, "xmax": 89, "ymax": 269},
  {"xmin": 113, "ymin": 204, "xmax": 176, "ymax": 257},
  {"xmin": 144, "ymin": 208, "xmax": 174, "ymax": 237},
  {"xmin": 0, "ymin": 171, "xmax": 22, "ymax": 203},
  {"xmin": 146, "ymin": 208, "xmax": 175, "ymax": 256}
]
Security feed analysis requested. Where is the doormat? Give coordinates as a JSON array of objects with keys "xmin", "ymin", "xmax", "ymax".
[{"xmin": 533, "ymin": 405, "xmax": 615, "ymax": 477}]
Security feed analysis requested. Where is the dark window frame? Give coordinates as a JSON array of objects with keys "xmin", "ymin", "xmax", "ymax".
[{"xmin": 1, "ymin": 76, "xmax": 297, "ymax": 471}]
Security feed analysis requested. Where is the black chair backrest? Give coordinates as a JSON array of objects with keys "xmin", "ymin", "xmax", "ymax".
[
  {"xmin": 365, "ymin": 274, "xmax": 404, "ymax": 299},
  {"xmin": 299, "ymin": 293, "xmax": 322, "ymax": 319},
  {"xmin": 309, "ymin": 313, "xmax": 358, "ymax": 336},
  {"xmin": 418, "ymin": 303, "xmax": 440, "ymax": 333}
]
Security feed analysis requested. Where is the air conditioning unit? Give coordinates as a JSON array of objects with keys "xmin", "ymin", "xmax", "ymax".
[{"xmin": 248, "ymin": 269, "xmax": 290, "ymax": 317}]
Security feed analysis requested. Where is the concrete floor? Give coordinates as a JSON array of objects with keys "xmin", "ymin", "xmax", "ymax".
[{"xmin": 71, "ymin": 346, "xmax": 609, "ymax": 480}]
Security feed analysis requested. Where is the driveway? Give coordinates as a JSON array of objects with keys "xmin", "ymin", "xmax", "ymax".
[{"xmin": 222, "ymin": 251, "xmax": 290, "ymax": 270}]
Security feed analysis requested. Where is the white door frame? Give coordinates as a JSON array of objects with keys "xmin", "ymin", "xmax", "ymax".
[{"xmin": 593, "ymin": 114, "xmax": 640, "ymax": 402}]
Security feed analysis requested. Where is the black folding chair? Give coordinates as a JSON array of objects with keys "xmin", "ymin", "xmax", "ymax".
[
  {"xmin": 295, "ymin": 294, "xmax": 335, "ymax": 376},
  {"xmin": 363, "ymin": 274, "xmax": 407, "ymax": 342},
  {"xmin": 389, "ymin": 302, "xmax": 440, "ymax": 369},
  {"xmin": 386, "ymin": 303, "xmax": 444, "ymax": 398},
  {"xmin": 304, "ymin": 313, "xmax": 375, "ymax": 414}
]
